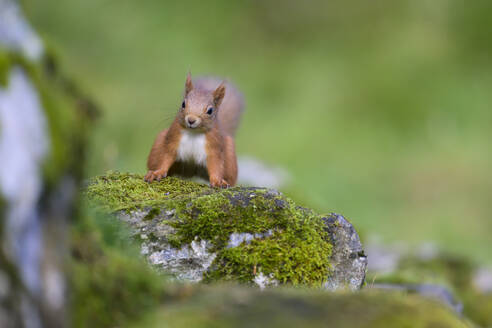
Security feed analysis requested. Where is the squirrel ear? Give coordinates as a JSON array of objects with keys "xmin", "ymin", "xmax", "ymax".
[
  {"xmin": 213, "ymin": 82, "xmax": 226, "ymax": 107},
  {"xmin": 185, "ymin": 72, "xmax": 193, "ymax": 95}
]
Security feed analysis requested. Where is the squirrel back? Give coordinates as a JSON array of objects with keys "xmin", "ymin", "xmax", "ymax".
[{"xmin": 192, "ymin": 77, "xmax": 244, "ymax": 136}]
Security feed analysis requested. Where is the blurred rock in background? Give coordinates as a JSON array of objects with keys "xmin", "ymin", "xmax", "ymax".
[
  {"xmin": 0, "ymin": 0, "xmax": 43, "ymax": 60},
  {"xmin": 366, "ymin": 240, "xmax": 492, "ymax": 326},
  {"xmin": 237, "ymin": 156, "xmax": 290, "ymax": 188},
  {"xmin": 0, "ymin": 1, "xmax": 96, "ymax": 327}
]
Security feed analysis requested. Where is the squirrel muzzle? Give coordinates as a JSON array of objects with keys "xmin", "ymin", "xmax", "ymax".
[{"xmin": 185, "ymin": 114, "xmax": 201, "ymax": 129}]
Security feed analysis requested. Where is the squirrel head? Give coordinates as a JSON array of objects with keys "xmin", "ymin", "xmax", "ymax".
[{"xmin": 177, "ymin": 72, "xmax": 226, "ymax": 132}]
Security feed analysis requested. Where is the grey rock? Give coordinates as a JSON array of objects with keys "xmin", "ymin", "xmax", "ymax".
[
  {"xmin": 370, "ymin": 283, "xmax": 463, "ymax": 315},
  {"xmin": 322, "ymin": 214, "xmax": 367, "ymax": 290},
  {"xmin": 365, "ymin": 240, "xmax": 443, "ymax": 276},
  {"xmin": 227, "ymin": 230, "xmax": 273, "ymax": 248},
  {"xmin": 0, "ymin": 62, "xmax": 47, "ymax": 328},
  {"xmin": 0, "ymin": 0, "xmax": 43, "ymax": 60},
  {"xmin": 0, "ymin": 67, "xmax": 48, "ymax": 298},
  {"xmin": 0, "ymin": 2, "xmax": 95, "ymax": 326},
  {"xmin": 115, "ymin": 201, "xmax": 367, "ymax": 291},
  {"xmin": 365, "ymin": 242, "xmax": 403, "ymax": 274},
  {"xmin": 118, "ymin": 209, "xmax": 216, "ymax": 282},
  {"xmin": 237, "ymin": 156, "xmax": 290, "ymax": 188},
  {"xmin": 148, "ymin": 239, "xmax": 216, "ymax": 282},
  {"xmin": 253, "ymin": 271, "xmax": 278, "ymax": 290},
  {"xmin": 0, "ymin": 271, "xmax": 9, "ymax": 300},
  {"xmin": 473, "ymin": 267, "xmax": 492, "ymax": 293}
]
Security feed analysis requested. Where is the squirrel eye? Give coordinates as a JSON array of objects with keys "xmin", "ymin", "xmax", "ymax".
[
  {"xmin": 181, "ymin": 101, "xmax": 186, "ymax": 109},
  {"xmin": 206, "ymin": 107, "xmax": 214, "ymax": 115}
]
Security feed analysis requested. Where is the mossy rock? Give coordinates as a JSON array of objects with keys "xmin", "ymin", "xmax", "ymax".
[
  {"xmin": 85, "ymin": 171, "xmax": 367, "ymax": 290},
  {"xmin": 72, "ymin": 205, "xmax": 469, "ymax": 328},
  {"xmin": 132, "ymin": 286, "xmax": 470, "ymax": 328},
  {"xmin": 368, "ymin": 251, "xmax": 492, "ymax": 326},
  {"xmin": 70, "ymin": 207, "xmax": 169, "ymax": 328},
  {"xmin": 1, "ymin": 4, "xmax": 97, "ymax": 326}
]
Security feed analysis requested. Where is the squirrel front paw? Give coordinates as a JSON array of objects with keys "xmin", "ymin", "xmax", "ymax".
[
  {"xmin": 144, "ymin": 169, "xmax": 167, "ymax": 182},
  {"xmin": 209, "ymin": 177, "xmax": 229, "ymax": 188}
]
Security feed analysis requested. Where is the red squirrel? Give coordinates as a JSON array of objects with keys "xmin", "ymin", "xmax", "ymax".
[{"xmin": 145, "ymin": 73, "xmax": 244, "ymax": 187}]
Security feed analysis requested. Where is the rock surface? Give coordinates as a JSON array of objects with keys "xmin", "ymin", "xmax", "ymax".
[
  {"xmin": 366, "ymin": 242, "xmax": 492, "ymax": 327},
  {"xmin": 130, "ymin": 286, "xmax": 470, "ymax": 328},
  {"xmin": 86, "ymin": 172, "xmax": 367, "ymax": 290},
  {"xmin": 0, "ymin": 1, "xmax": 96, "ymax": 327}
]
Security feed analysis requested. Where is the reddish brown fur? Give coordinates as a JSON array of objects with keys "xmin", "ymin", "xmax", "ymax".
[{"xmin": 145, "ymin": 73, "xmax": 243, "ymax": 187}]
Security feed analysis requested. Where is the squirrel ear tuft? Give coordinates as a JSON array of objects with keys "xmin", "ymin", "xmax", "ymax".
[
  {"xmin": 185, "ymin": 72, "xmax": 193, "ymax": 95},
  {"xmin": 213, "ymin": 82, "xmax": 226, "ymax": 107}
]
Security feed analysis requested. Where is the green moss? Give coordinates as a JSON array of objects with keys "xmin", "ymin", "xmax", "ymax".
[
  {"xmin": 132, "ymin": 287, "xmax": 469, "ymax": 328},
  {"xmin": 463, "ymin": 292, "xmax": 492, "ymax": 327},
  {"xmin": 207, "ymin": 230, "xmax": 332, "ymax": 286},
  {"xmin": 31, "ymin": 50, "xmax": 96, "ymax": 186},
  {"xmin": 368, "ymin": 254, "xmax": 474, "ymax": 292},
  {"xmin": 143, "ymin": 207, "xmax": 160, "ymax": 221},
  {"xmin": 71, "ymin": 206, "xmax": 169, "ymax": 328},
  {"xmin": 0, "ymin": 50, "xmax": 11, "ymax": 86},
  {"xmin": 86, "ymin": 172, "xmax": 333, "ymax": 287},
  {"xmin": 86, "ymin": 171, "xmax": 212, "ymax": 212},
  {"xmin": 0, "ymin": 48, "xmax": 96, "ymax": 188},
  {"xmin": 70, "ymin": 205, "xmax": 468, "ymax": 328},
  {"xmin": 368, "ymin": 253, "xmax": 492, "ymax": 327}
]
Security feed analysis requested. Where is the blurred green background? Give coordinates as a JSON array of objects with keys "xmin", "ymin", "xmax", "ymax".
[{"xmin": 23, "ymin": 0, "xmax": 492, "ymax": 262}]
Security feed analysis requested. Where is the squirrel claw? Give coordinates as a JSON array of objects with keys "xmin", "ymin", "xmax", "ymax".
[
  {"xmin": 144, "ymin": 172, "xmax": 153, "ymax": 183},
  {"xmin": 210, "ymin": 178, "xmax": 229, "ymax": 189},
  {"xmin": 144, "ymin": 170, "xmax": 167, "ymax": 183}
]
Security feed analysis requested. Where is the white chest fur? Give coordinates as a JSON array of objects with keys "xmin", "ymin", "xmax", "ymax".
[{"xmin": 176, "ymin": 130, "xmax": 207, "ymax": 166}]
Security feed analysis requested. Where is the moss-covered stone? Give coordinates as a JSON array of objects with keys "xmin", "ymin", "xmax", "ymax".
[
  {"xmin": 70, "ymin": 207, "xmax": 168, "ymax": 328},
  {"xmin": 1, "ymin": 20, "xmax": 97, "ymax": 327},
  {"xmin": 131, "ymin": 287, "xmax": 470, "ymax": 328},
  {"xmin": 0, "ymin": 47, "xmax": 97, "ymax": 186},
  {"xmin": 86, "ymin": 171, "xmax": 211, "ymax": 212},
  {"xmin": 71, "ymin": 207, "xmax": 467, "ymax": 328},
  {"xmin": 86, "ymin": 172, "xmax": 366, "ymax": 289},
  {"xmin": 73, "ymin": 198, "xmax": 469, "ymax": 328},
  {"xmin": 463, "ymin": 292, "xmax": 492, "ymax": 327},
  {"xmin": 368, "ymin": 252, "xmax": 492, "ymax": 327}
]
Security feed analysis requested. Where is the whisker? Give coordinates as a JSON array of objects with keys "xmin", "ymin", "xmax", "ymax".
[{"xmin": 150, "ymin": 109, "xmax": 177, "ymax": 129}]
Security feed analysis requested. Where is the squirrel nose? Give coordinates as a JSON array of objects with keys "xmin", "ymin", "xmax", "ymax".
[{"xmin": 187, "ymin": 118, "xmax": 196, "ymax": 125}]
